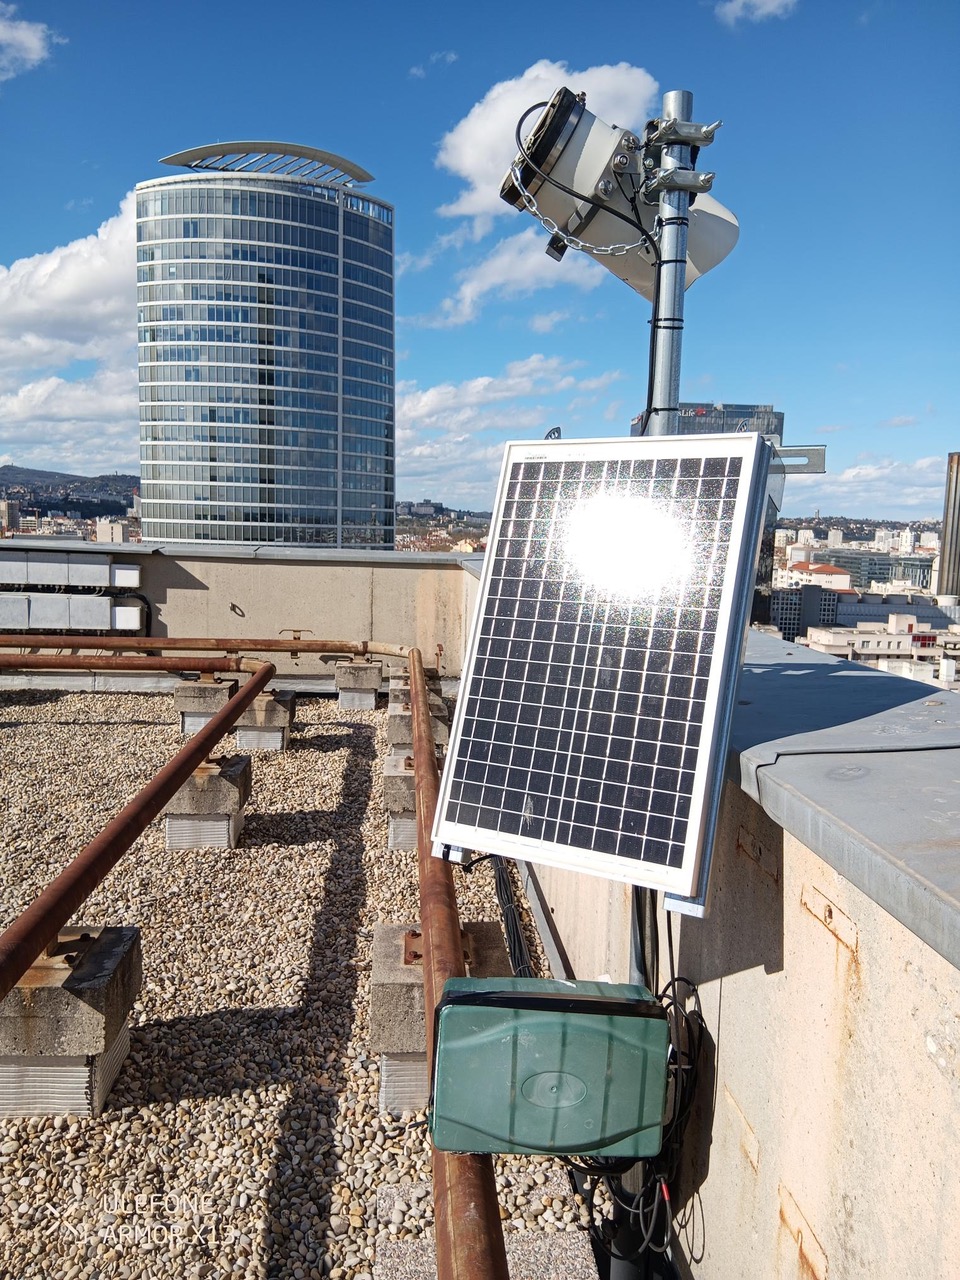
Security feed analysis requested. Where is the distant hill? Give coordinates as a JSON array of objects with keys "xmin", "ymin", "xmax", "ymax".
[{"xmin": 0, "ymin": 465, "xmax": 138, "ymax": 499}]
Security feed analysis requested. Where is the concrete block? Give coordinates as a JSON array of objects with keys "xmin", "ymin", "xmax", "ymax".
[
  {"xmin": 383, "ymin": 747, "xmax": 416, "ymax": 813},
  {"xmin": 386, "ymin": 701, "xmax": 449, "ymax": 748},
  {"xmin": 335, "ymin": 660, "xmax": 383, "ymax": 692},
  {"xmin": 388, "ymin": 812, "xmax": 418, "ymax": 851},
  {"xmin": 369, "ymin": 921, "xmax": 511, "ymax": 1057},
  {"xmin": 0, "ymin": 927, "xmax": 141, "ymax": 1058},
  {"xmin": 162, "ymin": 754, "xmax": 252, "ymax": 815},
  {"xmin": 235, "ymin": 689, "xmax": 296, "ymax": 729},
  {"xmin": 388, "ymin": 674, "xmax": 410, "ymax": 705},
  {"xmin": 173, "ymin": 679, "xmax": 238, "ymax": 714}
]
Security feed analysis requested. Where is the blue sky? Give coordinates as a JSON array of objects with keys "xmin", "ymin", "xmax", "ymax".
[{"xmin": 0, "ymin": 0, "xmax": 957, "ymax": 519}]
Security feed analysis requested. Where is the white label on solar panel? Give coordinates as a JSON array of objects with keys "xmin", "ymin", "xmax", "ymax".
[{"xmin": 433, "ymin": 433, "xmax": 771, "ymax": 897}]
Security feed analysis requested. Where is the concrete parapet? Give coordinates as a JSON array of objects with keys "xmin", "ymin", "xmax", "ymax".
[{"xmin": 336, "ymin": 659, "xmax": 382, "ymax": 710}]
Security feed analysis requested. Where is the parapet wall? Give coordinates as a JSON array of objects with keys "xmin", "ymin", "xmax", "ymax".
[{"xmin": 0, "ymin": 541, "xmax": 482, "ymax": 679}]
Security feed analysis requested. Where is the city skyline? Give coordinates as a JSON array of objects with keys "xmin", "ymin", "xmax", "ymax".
[{"xmin": 0, "ymin": 2, "xmax": 957, "ymax": 519}]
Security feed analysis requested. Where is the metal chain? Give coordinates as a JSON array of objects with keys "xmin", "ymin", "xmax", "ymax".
[{"xmin": 510, "ymin": 162, "xmax": 656, "ymax": 259}]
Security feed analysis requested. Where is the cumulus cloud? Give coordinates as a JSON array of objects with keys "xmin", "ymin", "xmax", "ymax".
[
  {"xmin": 0, "ymin": 192, "xmax": 136, "ymax": 377},
  {"xmin": 0, "ymin": 3, "xmax": 63, "ymax": 84},
  {"xmin": 0, "ymin": 366, "xmax": 139, "ymax": 474},
  {"xmin": 396, "ymin": 354, "xmax": 624, "ymax": 505},
  {"xmin": 715, "ymin": 0, "xmax": 798, "ymax": 23},
  {"xmin": 0, "ymin": 194, "xmax": 138, "ymax": 471},
  {"xmin": 436, "ymin": 59, "xmax": 659, "ymax": 225},
  {"xmin": 422, "ymin": 227, "xmax": 602, "ymax": 327},
  {"xmin": 785, "ymin": 455, "xmax": 946, "ymax": 518}
]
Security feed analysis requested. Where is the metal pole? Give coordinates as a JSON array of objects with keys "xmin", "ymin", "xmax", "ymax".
[
  {"xmin": 647, "ymin": 89, "xmax": 694, "ymax": 438},
  {"xmin": 0, "ymin": 660, "xmax": 276, "ymax": 1001},
  {"xmin": 409, "ymin": 649, "xmax": 509, "ymax": 1280}
]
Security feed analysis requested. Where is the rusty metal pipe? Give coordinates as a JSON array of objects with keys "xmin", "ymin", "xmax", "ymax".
[
  {"xmin": 0, "ymin": 655, "xmax": 259, "ymax": 674},
  {"xmin": 409, "ymin": 648, "xmax": 509, "ymax": 1280},
  {"xmin": 0, "ymin": 635, "xmax": 409, "ymax": 658},
  {"xmin": 0, "ymin": 661, "xmax": 276, "ymax": 1002}
]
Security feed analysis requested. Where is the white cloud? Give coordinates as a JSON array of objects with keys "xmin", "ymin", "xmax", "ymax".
[
  {"xmin": 0, "ymin": 3, "xmax": 63, "ymax": 84},
  {"xmin": 0, "ymin": 195, "xmax": 138, "ymax": 472},
  {"xmin": 396, "ymin": 353, "xmax": 625, "ymax": 505},
  {"xmin": 0, "ymin": 193, "xmax": 135, "ymax": 377},
  {"xmin": 436, "ymin": 59, "xmax": 659, "ymax": 226},
  {"xmin": 529, "ymin": 310, "xmax": 568, "ymax": 334},
  {"xmin": 409, "ymin": 49, "xmax": 458, "ymax": 79},
  {"xmin": 784, "ymin": 456, "xmax": 946, "ymax": 518},
  {"xmin": 880, "ymin": 415, "xmax": 918, "ymax": 428},
  {"xmin": 715, "ymin": 0, "xmax": 798, "ymax": 24},
  {"xmin": 423, "ymin": 227, "xmax": 603, "ymax": 327}
]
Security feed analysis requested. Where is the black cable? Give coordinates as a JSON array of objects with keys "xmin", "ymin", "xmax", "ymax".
[{"xmin": 491, "ymin": 855, "xmax": 535, "ymax": 978}]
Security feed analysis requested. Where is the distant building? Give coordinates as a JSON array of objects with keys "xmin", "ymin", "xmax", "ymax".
[
  {"xmin": 938, "ymin": 452, "xmax": 960, "ymax": 595},
  {"xmin": 773, "ymin": 561, "xmax": 852, "ymax": 591},
  {"xmin": 668, "ymin": 402, "xmax": 785, "ymax": 442},
  {"xmin": 137, "ymin": 142, "xmax": 395, "ymax": 547},
  {"xmin": 0, "ymin": 500, "xmax": 20, "ymax": 533},
  {"xmin": 827, "ymin": 528, "xmax": 844, "ymax": 548},
  {"xmin": 770, "ymin": 585, "xmax": 843, "ymax": 642},
  {"xmin": 810, "ymin": 547, "xmax": 935, "ymax": 592},
  {"xmin": 96, "ymin": 519, "xmax": 131, "ymax": 544}
]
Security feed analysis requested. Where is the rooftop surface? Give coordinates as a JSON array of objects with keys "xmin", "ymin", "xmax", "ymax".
[{"xmin": 0, "ymin": 692, "xmax": 593, "ymax": 1279}]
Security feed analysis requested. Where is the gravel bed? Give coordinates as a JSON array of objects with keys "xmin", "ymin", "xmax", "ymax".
[{"xmin": 0, "ymin": 691, "xmax": 592, "ymax": 1279}]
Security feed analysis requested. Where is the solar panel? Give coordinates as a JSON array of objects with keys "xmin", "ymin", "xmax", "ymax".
[{"xmin": 432, "ymin": 433, "xmax": 771, "ymax": 901}]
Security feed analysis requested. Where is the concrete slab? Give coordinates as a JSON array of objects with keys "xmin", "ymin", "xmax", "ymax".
[
  {"xmin": 162, "ymin": 754, "xmax": 252, "ymax": 815},
  {"xmin": 0, "ymin": 927, "xmax": 141, "ymax": 1057}
]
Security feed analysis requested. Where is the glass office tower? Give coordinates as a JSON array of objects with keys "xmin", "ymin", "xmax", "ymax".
[{"xmin": 137, "ymin": 143, "xmax": 394, "ymax": 547}]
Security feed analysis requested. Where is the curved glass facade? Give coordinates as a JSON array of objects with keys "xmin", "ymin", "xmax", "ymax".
[{"xmin": 137, "ymin": 167, "xmax": 394, "ymax": 546}]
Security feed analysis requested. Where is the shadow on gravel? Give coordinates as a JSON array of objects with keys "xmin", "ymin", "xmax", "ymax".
[{"xmin": 111, "ymin": 720, "xmax": 376, "ymax": 1277}]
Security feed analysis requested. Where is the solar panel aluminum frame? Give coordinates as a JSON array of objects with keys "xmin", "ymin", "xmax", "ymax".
[{"xmin": 433, "ymin": 433, "xmax": 772, "ymax": 899}]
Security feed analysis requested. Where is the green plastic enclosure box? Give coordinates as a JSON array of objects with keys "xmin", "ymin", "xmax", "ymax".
[{"xmin": 429, "ymin": 977, "xmax": 669, "ymax": 1157}]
